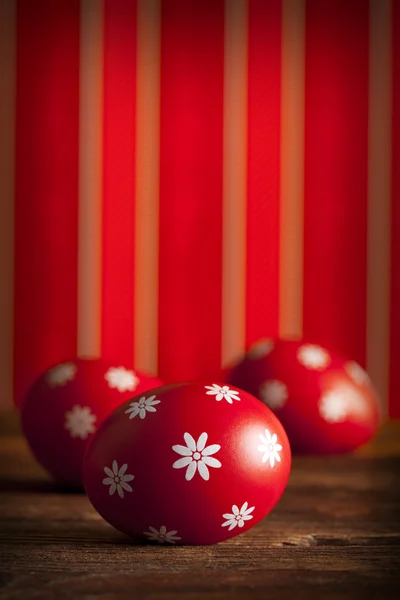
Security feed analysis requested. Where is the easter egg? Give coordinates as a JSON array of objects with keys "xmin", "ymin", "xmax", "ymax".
[
  {"xmin": 21, "ymin": 358, "xmax": 163, "ymax": 486},
  {"xmin": 228, "ymin": 338, "xmax": 381, "ymax": 454},
  {"xmin": 83, "ymin": 381, "xmax": 291, "ymax": 545}
]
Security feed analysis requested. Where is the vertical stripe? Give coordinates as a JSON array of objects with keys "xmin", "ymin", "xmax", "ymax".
[
  {"xmin": 303, "ymin": 0, "xmax": 369, "ymax": 363},
  {"xmin": 102, "ymin": 0, "xmax": 137, "ymax": 366},
  {"xmin": 367, "ymin": 0, "xmax": 392, "ymax": 412},
  {"xmin": 15, "ymin": 0, "xmax": 80, "ymax": 406},
  {"xmin": 222, "ymin": 0, "xmax": 248, "ymax": 366},
  {"xmin": 78, "ymin": 0, "xmax": 104, "ymax": 358},
  {"xmin": 390, "ymin": 0, "xmax": 400, "ymax": 418},
  {"xmin": 0, "ymin": 0, "xmax": 15, "ymax": 410},
  {"xmin": 279, "ymin": 0, "xmax": 305, "ymax": 339},
  {"xmin": 246, "ymin": 0, "xmax": 281, "ymax": 346},
  {"xmin": 134, "ymin": 0, "xmax": 160, "ymax": 374},
  {"xmin": 158, "ymin": 0, "xmax": 224, "ymax": 382}
]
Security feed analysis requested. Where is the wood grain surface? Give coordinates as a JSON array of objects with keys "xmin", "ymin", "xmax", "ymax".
[{"xmin": 0, "ymin": 413, "xmax": 399, "ymax": 600}]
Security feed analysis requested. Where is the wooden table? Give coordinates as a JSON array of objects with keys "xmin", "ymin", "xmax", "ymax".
[{"xmin": 1, "ymin": 413, "xmax": 399, "ymax": 599}]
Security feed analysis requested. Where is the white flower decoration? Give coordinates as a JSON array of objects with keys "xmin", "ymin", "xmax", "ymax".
[
  {"xmin": 172, "ymin": 432, "xmax": 221, "ymax": 481},
  {"xmin": 143, "ymin": 526, "xmax": 181, "ymax": 544},
  {"xmin": 345, "ymin": 361, "xmax": 370, "ymax": 386},
  {"xmin": 125, "ymin": 395, "xmax": 160, "ymax": 420},
  {"xmin": 319, "ymin": 390, "xmax": 348, "ymax": 423},
  {"xmin": 105, "ymin": 367, "xmax": 139, "ymax": 393},
  {"xmin": 64, "ymin": 405, "xmax": 96, "ymax": 439},
  {"xmin": 257, "ymin": 429, "xmax": 282, "ymax": 467},
  {"xmin": 46, "ymin": 362, "xmax": 77, "ymax": 387},
  {"xmin": 222, "ymin": 502, "xmax": 255, "ymax": 531},
  {"xmin": 205, "ymin": 384, "xmax": 240, "ymax": 404},
  {"xmin": 297, "ymin": 344, "xmax": 330, "ymax": 370},
  {"xmin": 102, "ymin": 460, "xmax": 134, "ymax": 498},
  {"xmin": 247, "ymin": 338, "xmax": 274, "ymax": 360},
  {"xmin": 259, "ymin": 380, "xmax": 288, "ymax": 410}
]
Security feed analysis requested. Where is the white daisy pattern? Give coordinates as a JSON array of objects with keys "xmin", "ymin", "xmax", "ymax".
[
  {"xmin": 257, "ymin": 429, "xmax": 283, "ymax": 468},
  {"xmin": 172, "ymin": 432, "xmax": 222, "ymax": 481},
  {"xmin": 125, "ymin": 395, "xmax": 161, "ymax": 420},
  {"xmin": 297, "ymin": 344, "xmax": 331, "ymax": 371},
  {"xmin": 247, "ymin": 338, "xmax": 275, "ymax": 360},
  {"xmin": 259, "ymin": 380, "xmax": 288, "ymax": 410},
  {"xmin": 46, "ymin": 362, "xmax": 77, "ymax": 387},
  {"xmin": 319, "ymin": 390, "xmax": 348, "ymax": 423},
  {"xmin": 104, "ymin": 367, "xmax": 139, "ymax": 393},
  {"xmin": 64, "ymin": 405, "xmax": 96, "ymax": 439},
  {"xmin": 205, "ymin": 384, "xmax": 240, "ymax": 404},
  {"xmin": 345, "ymin": 361, "xmax": 370, "ymax": 386},
  {"xmin": 143, "ymin": 526, "xmax": 181, "ymax": 544},
  {"xmin": 222, "ymin": 502, "xmax": 255, "ymax": 531},
  {"xmin": 102, "ymin": 460, "xmax": 134, "ymax": 498}
]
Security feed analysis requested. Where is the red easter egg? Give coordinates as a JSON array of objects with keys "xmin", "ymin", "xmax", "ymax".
[
  {"xmin": 228, "ymin": 338, "xmax": 381, "ymax": 454},
  {"xmin": 83, "ymin": 381, "xmax": 291, "ymax": 545},
  {"xmin": 21, "ymin": 358, "xmax": 163, "ymax": 486}
]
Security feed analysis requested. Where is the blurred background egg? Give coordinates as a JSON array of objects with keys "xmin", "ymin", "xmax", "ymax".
[
  {"xmin": 20, "ymin": 358, "xmax": 163, "ymax": 486},
  {"xmin": 227, "ymin": 338, "xmax": 381, "ymax": 454}
]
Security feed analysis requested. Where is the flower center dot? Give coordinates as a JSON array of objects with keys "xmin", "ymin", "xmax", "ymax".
[
  {"xmin": 268, "ymin": 445, "xmax": 273, "ymax": 452},
  {"xmin": 193, "ymin": 452, "xmax": 201, "ymax": 460},
  {"xmin": 236, "ymin": 515, "xmax": 241, "ymax": 521},
  {"xmin": 115, "ymin": 477, "xmax": 120, "ymax": 483}
]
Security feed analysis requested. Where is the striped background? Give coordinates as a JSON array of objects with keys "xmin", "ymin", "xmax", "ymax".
[{"xmin": 0, "ymin": 0, "xmax": 399, "ymax": 417}]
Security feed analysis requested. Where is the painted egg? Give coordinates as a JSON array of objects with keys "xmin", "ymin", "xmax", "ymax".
[
  {"xmin": 83, "ymin": 381, "xmax": 291, "ymax": 545},
  {"xmin": 228, "ymin": 338, "xmax": 381, "ymax": 454},
  {"xmin": 21, "ymin": 358, "xmax": 163, "ymax": 486}
]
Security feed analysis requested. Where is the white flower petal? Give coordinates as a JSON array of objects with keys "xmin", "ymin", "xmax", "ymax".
[
  {"xmin": 102, "ymin": 477, "xmax": 114, "ymax": 485},
  {"xmin": 112, "ymin": 460, "xmax": 118, "ymax": 475},
  {"xmin": 149, "ymin": 527, "xmax": 158, "ymax": 534},
  {"xmin": 120, "ymin": 481, "xmax": 132, "ymax": 493},
  {"xmin": 118, "ymin": 464, "xmax": 128, "ymax": 477},
  {"xmin": 216, "ymin": 393, "xmax": 224, "ymax": 401},
  {"xmin": 122, "ymin": 474, "xmax": 134, "ymax": 482},
  {"xmin": 222, "ymin": 513, "xmax": 235, "ymax": 520},
  {"xmin": 145, "ymin": 406, "xmax": 157, "ymax": 413},
  {"xmin": 104, "ymin": 467, "xmax": 114, "ymax": 478},
  {"xmin": 117, "ymin": 484, "xmax": 124, "ymax": 498},
  {"xmin": 185, "ymin": 461, "xmax": 197, "ymax": 481},
  {"xmin": 201, "ymin": 444, "xmax": 221, "ymax": 456},
  {"xmin": 184, "ymin": 433, "xmax": 196, "ymax": 452},
  {"xmin": 242, "ymin": 515, "xmax": 253, "ymax": 521},
  {"xmin": 197, "ymin": 432, "xmax": 208, "ymax": 452},
  {"xmin": 160, "ymin": 525, "xmax": 167, "ymax": 535},
  {"xmin": 173, "ymin": 456, "xmax": 193, "ymax": 469},
  {"xmin": 172, "ymin": 444, "xmax": 193, "ymax": 457},
  {"xmin": 202, "ymin": 456, "xmax": 221, "ymax": 468},
  {"xmin": 228, "ymin": 521, "xmax": 237, "ymax": 531},
  {"xmin": 197, "ymin": 461, "xmax": 210, "ymax": 480},
  {"xmin": 128, "ymin": 407, "xmax": 140, "ymax": 419},
  {"xmin": 243, "ymin": 506, "xmax": 255, "ymax": 516},
  {"xmin": 232, "ymin": 505, "xmax": 239, "ymax": 516},
  {"xmin": 238, "ymin": 519, "xmax": 245, "ymax": 528},
  {"xmin": 109, "ymin": 482, "xmax": 116, "ymax": 496}
]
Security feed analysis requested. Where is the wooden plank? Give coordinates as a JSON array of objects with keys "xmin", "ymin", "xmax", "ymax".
[{"xmin": 0, "ymin": 417, "xmax": 399, "ymax": 598}]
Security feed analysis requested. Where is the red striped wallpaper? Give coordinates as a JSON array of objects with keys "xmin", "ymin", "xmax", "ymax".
[{"xmin": 0, "ymin": 0, "xmax": 398, "ymax": 416}]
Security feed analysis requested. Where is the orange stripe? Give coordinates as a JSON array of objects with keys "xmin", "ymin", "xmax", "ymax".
[
  {"xmin": 0, "ymin": 0, "xmax": 15, "ymax": 410},
  {"xmin": 279, "ymin": 0, "xmax": 305, "ymax": 339},
  {"xmin": 367, "ymin": 0, "xmax": 392, "ymax": 412},
  {"xmin": 222, "ymin": 0, "xmax": 248, "ymax": 367},
  {"xmin": 78, "ymin": 0, "xmax": 104, "ymax": 358},
  {"xmin": 134, "ymin": 0, "xmax": 161, "ymax": 374}
]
